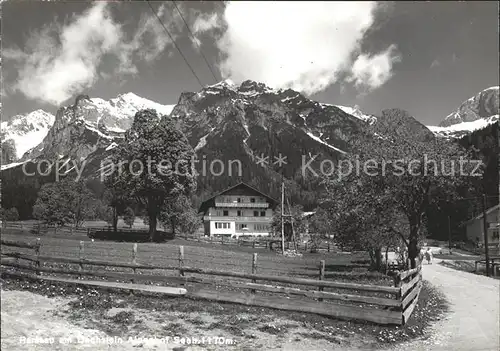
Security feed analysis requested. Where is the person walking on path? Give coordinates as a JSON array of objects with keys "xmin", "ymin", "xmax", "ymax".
[{"xmin": 425, "ymin": 248, "xmax": 433, "ymax": 264}]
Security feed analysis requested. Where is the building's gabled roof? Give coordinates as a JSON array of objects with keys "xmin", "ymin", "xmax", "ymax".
[
  {"xmin": 198, "ymin": 182, "xmax": 279, "ymax": 214},
  {"xmin": 464, "ymin": 203, "xmax": 500, "ymax": 225}
]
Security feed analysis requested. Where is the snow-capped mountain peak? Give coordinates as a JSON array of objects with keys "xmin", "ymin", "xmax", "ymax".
[
  {"xmin": 440, "ymin": 86, "xmax": 498, "ymax": 127},
  {"xmin": 72, "ymin": 92, "xmax": 176, "ymax": 132},
  {"xmin": 428, "ymin": 86, "xmax": 499, "ymax": 139},
  {"xmin": 1, "ymin": 109, "xmax": 55, "ymax": 159},
  {"xmin": 334, "ymin": 105, "xmax": 377, "ymax": 124},
  {"xmin": 110, "ymin": 92, "xmax": 176, "ymax": 118},
  {"xmin": 2, "ymin": 93, "xmax": 177, "ymax": 163}
]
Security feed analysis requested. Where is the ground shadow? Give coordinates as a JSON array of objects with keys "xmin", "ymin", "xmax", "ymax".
[{"xmin": 88, "ymin": 229, "xmax": 174, "ymax": 243}]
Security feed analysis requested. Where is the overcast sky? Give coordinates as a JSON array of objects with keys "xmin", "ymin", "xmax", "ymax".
[{"xmin": 1, "ymin": 1, "xmax": 498, "ymax": 126}]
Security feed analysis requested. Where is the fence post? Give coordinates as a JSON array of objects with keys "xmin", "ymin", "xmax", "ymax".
[
  {"xmin": 251, "ymin": 253, "xmax": 258, "ymax": 294},
  {"xmin": 35, "ymin": 238, "xmax": 41, "ymax": 275},
  {"xmin": 393, "ymin": 272, "xmax": 402, "ymax": 305},
  {"xmin": 393, "ymin": 273, "xmax": 402, "ymax": 288},
  {"xmin": 318, "ymin": 260, "xmax": 325, "ymax": 301},
  {"xmin": 178, "ymin": 246, "xmax": 185, "ymax": 286},
  {"xmin": 79, "ymin": 241, "xmax": 84, "ymax": 279},
  {"xmin": 131, "ymin": 243, "xmax": 137, "ymax": 283},
  {"xmin": 327, "ymin": 242, "xmax": 330, "ymax": 252},
  {"xmin": 128, "ymin": 243, "xmax": 137, "ymax": 295}
]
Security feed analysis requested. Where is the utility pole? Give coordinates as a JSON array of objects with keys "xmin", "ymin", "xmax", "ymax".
[
  {"xmin": 448, "ymin": 215, "xmax": 452, "ymax": 254},
  {"xmin": 286, "ymin": 197, "xmax": 297, "ymax": 251},
  {"xmin": 281, "ymin": 180, "xmax": 285, "ymax": 255},
  {"xmin": 482, "ymin": 194, "xmax": 490, "ymax": 276}
]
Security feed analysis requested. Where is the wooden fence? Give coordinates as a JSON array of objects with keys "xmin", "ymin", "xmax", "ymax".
[
  {"xmin": 1, "ymin": 222, "xmax": 90, "ymax": 236},
  {"xmin": 1, "ymin": 238, "xmax": 422, "ymax": 326},
  {"xmin": 475, "ymin": 257, "xmax": 500, "ymax": 276},
  {"xmin": 457, "ymin": 241, "xmax": 500, "ymax": 256}
]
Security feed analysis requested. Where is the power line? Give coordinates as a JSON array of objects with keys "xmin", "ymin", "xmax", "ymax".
[
  {"xmin": 146, "ymin": 0, "xmax": 204, "ymax": 88},
  {"xmin": 171, "ymin": 0, "xmax": 219, "ymax": 84}
]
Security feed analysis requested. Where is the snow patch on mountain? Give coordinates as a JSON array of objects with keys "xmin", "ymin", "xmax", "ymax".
[
  {"xmin": 428, "ymin": 115, "xmax": 499, "ymax": 139},
  {"xmin": 110, "ymin": 92, "xmax": 176, "ymax": 118},
  {"xmin": 84, "ymin": 123, "xmax": 115, "ymax": 140},
  {"xmin": 306, "ymin": 131, "xmax": 347, "ymax": 154},
  {"xmin": 79, "ymin": 92, "xmax": 176, "ymax": 131},
  {"xmin": 105, "ymin": 142, "xmax": 119, "ymax": 151},
  {"xmin": 0, "ymin": 159, "xmax": 31, "ymax": 171},
  {"xmin": 194, "ymin": 133, "xmax": 209, "ymax": 151},
  {"xmin": 334, "ymin": 105, "xmax": 377, "ymax": 124},
  {"xmin": 1, "ymin": 110, "xmax": 55, "ymax": 159}
]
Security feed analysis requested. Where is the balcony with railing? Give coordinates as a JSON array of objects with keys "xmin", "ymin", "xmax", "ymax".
[
  {"xmin": 214, "ymin": 202, "xmax": 269, "ymax": 208},
  {"xmin": 203, "ymin": 215, "xmax": 272, "ymax": 222}
]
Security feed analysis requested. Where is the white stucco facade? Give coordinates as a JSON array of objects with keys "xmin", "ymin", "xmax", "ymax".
[
  {"xmin": 199, "ymin": 183, "xmax": 276, "ymax": 237},
  {"xmin": 465, "ymin": 204, "xmax": 500, "ymax": 246}
]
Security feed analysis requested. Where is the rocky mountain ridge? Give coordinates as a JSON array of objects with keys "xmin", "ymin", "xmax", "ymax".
[
  {"xmin": 427, "ymin": 86, "xmax": 499, "ymax": 139},
  {"xmin": 3, "ymin": 93, "xmax": 176, "ymax": 164},
  {"xmin": 1, "ymin": 79, "xmax": 394, "ymax": 212},
  {"xmin": 2, "ymin": 80, "xmax": 380, "ymax": 168},
  {"xmin": 1, "ymin": 109, "xmax": 55, "ymax": 160}
]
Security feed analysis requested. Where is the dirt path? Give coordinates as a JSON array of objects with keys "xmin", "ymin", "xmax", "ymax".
[
  {"xmin": 388, "ymin": 262, "xmax": 500, "ymax": 351},
  {"xmin": 1, "ymin": 289, "xmax": 360, "ymax": 351}
]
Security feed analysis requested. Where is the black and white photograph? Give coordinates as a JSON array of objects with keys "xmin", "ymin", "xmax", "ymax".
[{"xmin": 0, "ymin": 1, "xmax": 499, "ymax": 350}]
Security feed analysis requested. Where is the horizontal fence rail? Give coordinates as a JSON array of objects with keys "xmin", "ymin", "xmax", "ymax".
[{"xmin": 1, "ymin": 238, "xmax": 422, "ymax": 325}]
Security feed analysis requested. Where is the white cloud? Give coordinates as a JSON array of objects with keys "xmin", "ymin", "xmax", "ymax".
[
  {"xmin": 181, "ymin": 10, "xmax": 222, "ymax": 52},
  {"xmin": 204, "ymin": 2, "xmax": 398, "ymax": 95},
  {"xmin": 193, "ymin": 13, "xmax": 221, "ymax": 34},
  {"xmin": 122, "ymin": 3, "xmax": 184, "ymax": 67},
  {"xmin": 347, "ymin": 44, "xmax": 401, "ymax": 91},
  {"xmin": 3, "ymin": 2, "xmax": 182, "ymax": 105}
]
